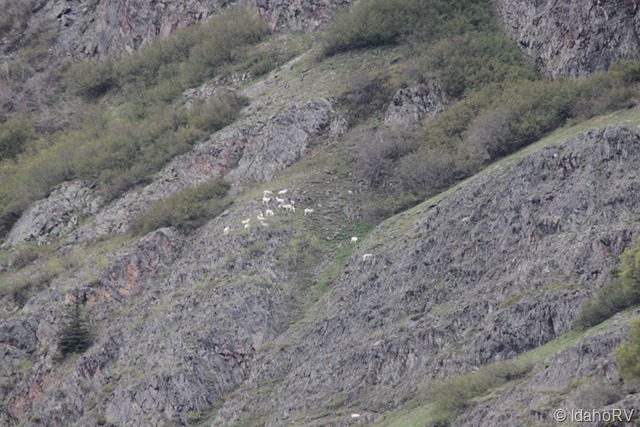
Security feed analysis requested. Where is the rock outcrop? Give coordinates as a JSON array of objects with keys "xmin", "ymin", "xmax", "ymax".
[
  {"xmin": 383, "ymin": 81, "xmax": 447, "ymax": 131},
  {"xmin": 257, "ymin": 0, "xmax": 351, "ymax": 32},
  {"xmin": 495, "ymin": 0, "xmax": 640, "ymax": 77},
  {"xmin": 2, "ymin": 181, "xmax": 102, "ymax": 248}
]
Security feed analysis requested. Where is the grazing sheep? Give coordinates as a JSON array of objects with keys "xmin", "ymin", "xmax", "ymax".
[
  {"xmin": 362, "ymin": 253, "xmax": 373, "ymax": 262},
  {"xmin": 257, "ymin": 213, "xmax": 265, "ymax": 221},
  {"xmin": 260, "ymin": 221, "xmax": 269, "ymax": 228},
  {"xmin": 265, "ymin": 209, "xmax": 275, "ymax": 217},
  {"xmin": 351, "ymin": 414, "xmax": 361, "ymax": 419},
  {"xmin": 275, "ymin": 197, "xmax": 285, "ymax": 204},
  {"xmin": 223, "ymin": 226, "xmax": 230, "ymax": 235},
  {"xmin": 278, "ymin": 189, "xmax": 289, "ymax": 196},
  {"xmin": 282, "ymin": 204, "xmax": 295, "ymax": 212},
  {"xmin": 262, "ymin": 196, "xmax": 271, "ymax": 205},
  {"xmin": 304, "ymin": 208, "xmax": 314, "ymax": 215},
  {"xmin": 263, "ymin": 190, "xmax": 273, "ymax": 196},
  {"xmin": 241, "ymin": 218, "xmax": 251, "ymax": 225},
  {"xmin": 350, "ymin": 237, "xmax": 358, "ymax": 244},
  {"xmin": 244, "ymin": 223, "xmax": 250, "ymax": 230}
]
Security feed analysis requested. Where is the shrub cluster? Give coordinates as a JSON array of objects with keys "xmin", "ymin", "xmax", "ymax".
[
  {"xmin": 131, "ymin": 179, "xmax": 231, "ymax": 234},
  {"xmin": 0, "ymin": 115, "xmax": 34, "ymax": 161},
  {"xmin": 0, "ymin": 6, "xmax": 264, "ymax": 239},
  {"xmin": 615, "ymin": 318, "xmax": 640, "ymax": 381},
  {"xmin": 337, "ymin": 75, "xmax": 394, "ymax": 125},
  {"xmin": 66, "ymin": 5, "xmax": 269, "ymax": 101},
  {"xmin": 322, "ymin": 0, "xmax": 494, "ymax": 56},
  {"xmin": 575, "ymin": 238, "xmax": 640, "ymax": 329}
]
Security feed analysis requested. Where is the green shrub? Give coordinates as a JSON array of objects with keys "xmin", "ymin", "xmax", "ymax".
[
  {"xmin": 184, "ymin": 6, "xmax": 269, "ymax": 84},
  {"xmin": 425, "ymin": 31, "xmax": 538, "ymax": 98},
  {"xmin": 66, "ymin": 58, "xmax": 118, "ymax": 99},
  {"xmin": 131, "ymin": 179, "xmax": 232, "ymax": 234},
  {"xmin": 0, "ymin": 115, "xmax": 34, "ymax": 161},
  {"xmin": 322, "ymin": 0, "xmax": 495, "ymax": 56},
  {"xmin": 615, "ymin": 317, "xmax": 640, "ymax": 381},
  {"xmin": 574, "ymin": 239, "xmax": 640, "ymax": 329},
  {"xmin": 188, "ymin": 91, "xmax": 249, "ymax": 133},
  {"xmin": 574, "ymin": 279, "xmax": 629, "ymax": 329},
  {"xmin": 338, "ymin": 75, "xmax": 394, "ymax": 125}
]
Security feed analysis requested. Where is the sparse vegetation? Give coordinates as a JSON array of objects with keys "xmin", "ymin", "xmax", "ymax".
[{"xmin": 575, "ymin": 238, "xmax": 640, "ymax": 329}]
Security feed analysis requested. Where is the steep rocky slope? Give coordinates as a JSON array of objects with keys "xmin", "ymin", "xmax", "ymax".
[
  {"xmin": 2, "ymin": 1, "xmax": 640, "ymax": 426},
  {"xmin": 212, "ymin": 125, "xmax": 640, "ymax": 426}
]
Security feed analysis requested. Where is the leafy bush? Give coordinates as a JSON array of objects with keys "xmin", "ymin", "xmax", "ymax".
[
  {"xmin": 615, "ymin": 317, "xmax": 640, "ymax": 381},
  {"xmin": 66, "ymin": 58, "xmax": 118, "ymax": 99},
  {"xmin": 66, "ymin": 5, "xmax": 267, "ymax": 101},
  {"xmin": 188, "ymin": 91, "xmax": 249, "ymax": 133},
  {"xmin": 574, "ymin": 279, "xmax": 629, "ymax": 329},
  {"xmin": 322, "ymin": 0, "xmax": 495, "ymax": 56},
  {"xmin": 132, "ymin": 179, "xmax": 231, "ymax": 234},
  {"xmin": 0, "ymin": 115, "xmax": 34, "ymax": 161},
  {"xmin": 338, "ymin": 75, "xmax": 394, "ymax": 124},
  {"xmin": 574, "ymin": 239, "xmax": 640, "ymax": 329},
  {"xmin": 425, "ymin": 31, "xmax": 538, "ymax": 98},
  {"xmin": 186, "ymin": 6, "xmax": 269, "ymax": 84}
]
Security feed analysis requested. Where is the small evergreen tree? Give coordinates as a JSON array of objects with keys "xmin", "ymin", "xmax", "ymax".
[{"xmin": 58, "ymin": 291, "xmax": 92, "ymax": 358}]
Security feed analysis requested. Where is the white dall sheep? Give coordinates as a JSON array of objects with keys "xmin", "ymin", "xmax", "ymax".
[
  {"xmin": 260, "ymin": 221, "xmax": 269, "ymax": 228},
  {"xmin": 350, "ymin": 237, "xmax": 358, "ymax": 244},
  {"xmin": 223, "ymin": 226, "xmax": 230, "ymax": 235},
  {"xmin": 275, "ymin": 197, "xmax": 285, "ymax": 204},
  {"xmin": 278, "ymin": 189, "xmax": 289, "ymax": 196},
  {"xmin": 263, "ymin": 190, "xmax": 273, "ymax": 196},
  {"xmin": 282, "ymin": 204, "xmax": 295, "ymax": 212},
  {"xmin": 362, "ymin": 253, "xmax": 373, "ymax": 262},
  {"xmin": 244, "ymin": 223, "xmax": 250, "ymax": 230},
  {"xmin": 304, "ymin": 208, "xmax": 314, "ymax": 215},
  {"xmin": 262, "ymin": 196, "xmax": 271, "ymax": 205},
  {"xmin": 241, "ymin": 218, "xmax": 251, "ymax": 225},
  {"xmin": 265, "ymin": 209, "xmax": 275, "ymax": 217},
  {"xmin": 257, "ymin": 213, "xmax": 265, "ymax": 221}
]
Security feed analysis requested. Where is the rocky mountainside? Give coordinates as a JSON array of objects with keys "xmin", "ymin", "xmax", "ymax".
[
  {"xmin": 494, "ymin": 0, "xmax": 640, "ymax": 77},
  {"xmin": 2, "ymin": 1, "xmax": 640, "ymax": 427}
]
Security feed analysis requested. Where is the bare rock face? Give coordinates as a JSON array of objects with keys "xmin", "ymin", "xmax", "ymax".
[
  {"xmin": 1, "ymin": 181, "xmax": 102, "ymax": 248},
  {"xmin": 256, "ymin": 0, "xmax": 351, "ymax": 32},
  {"xmin": 24, "ymin": 0, "xmax": 222, "ymax": 58},
  {"xmin": 227, "ymin": 98, "xmax": 347, "ymax": 189},
  {"xmin": 495, "ymin": 0, "xmax": 640, "ymax": 77},
  {"xmin": 383, "ymin": 81, "xmax": 447, "ymax": 131}
]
